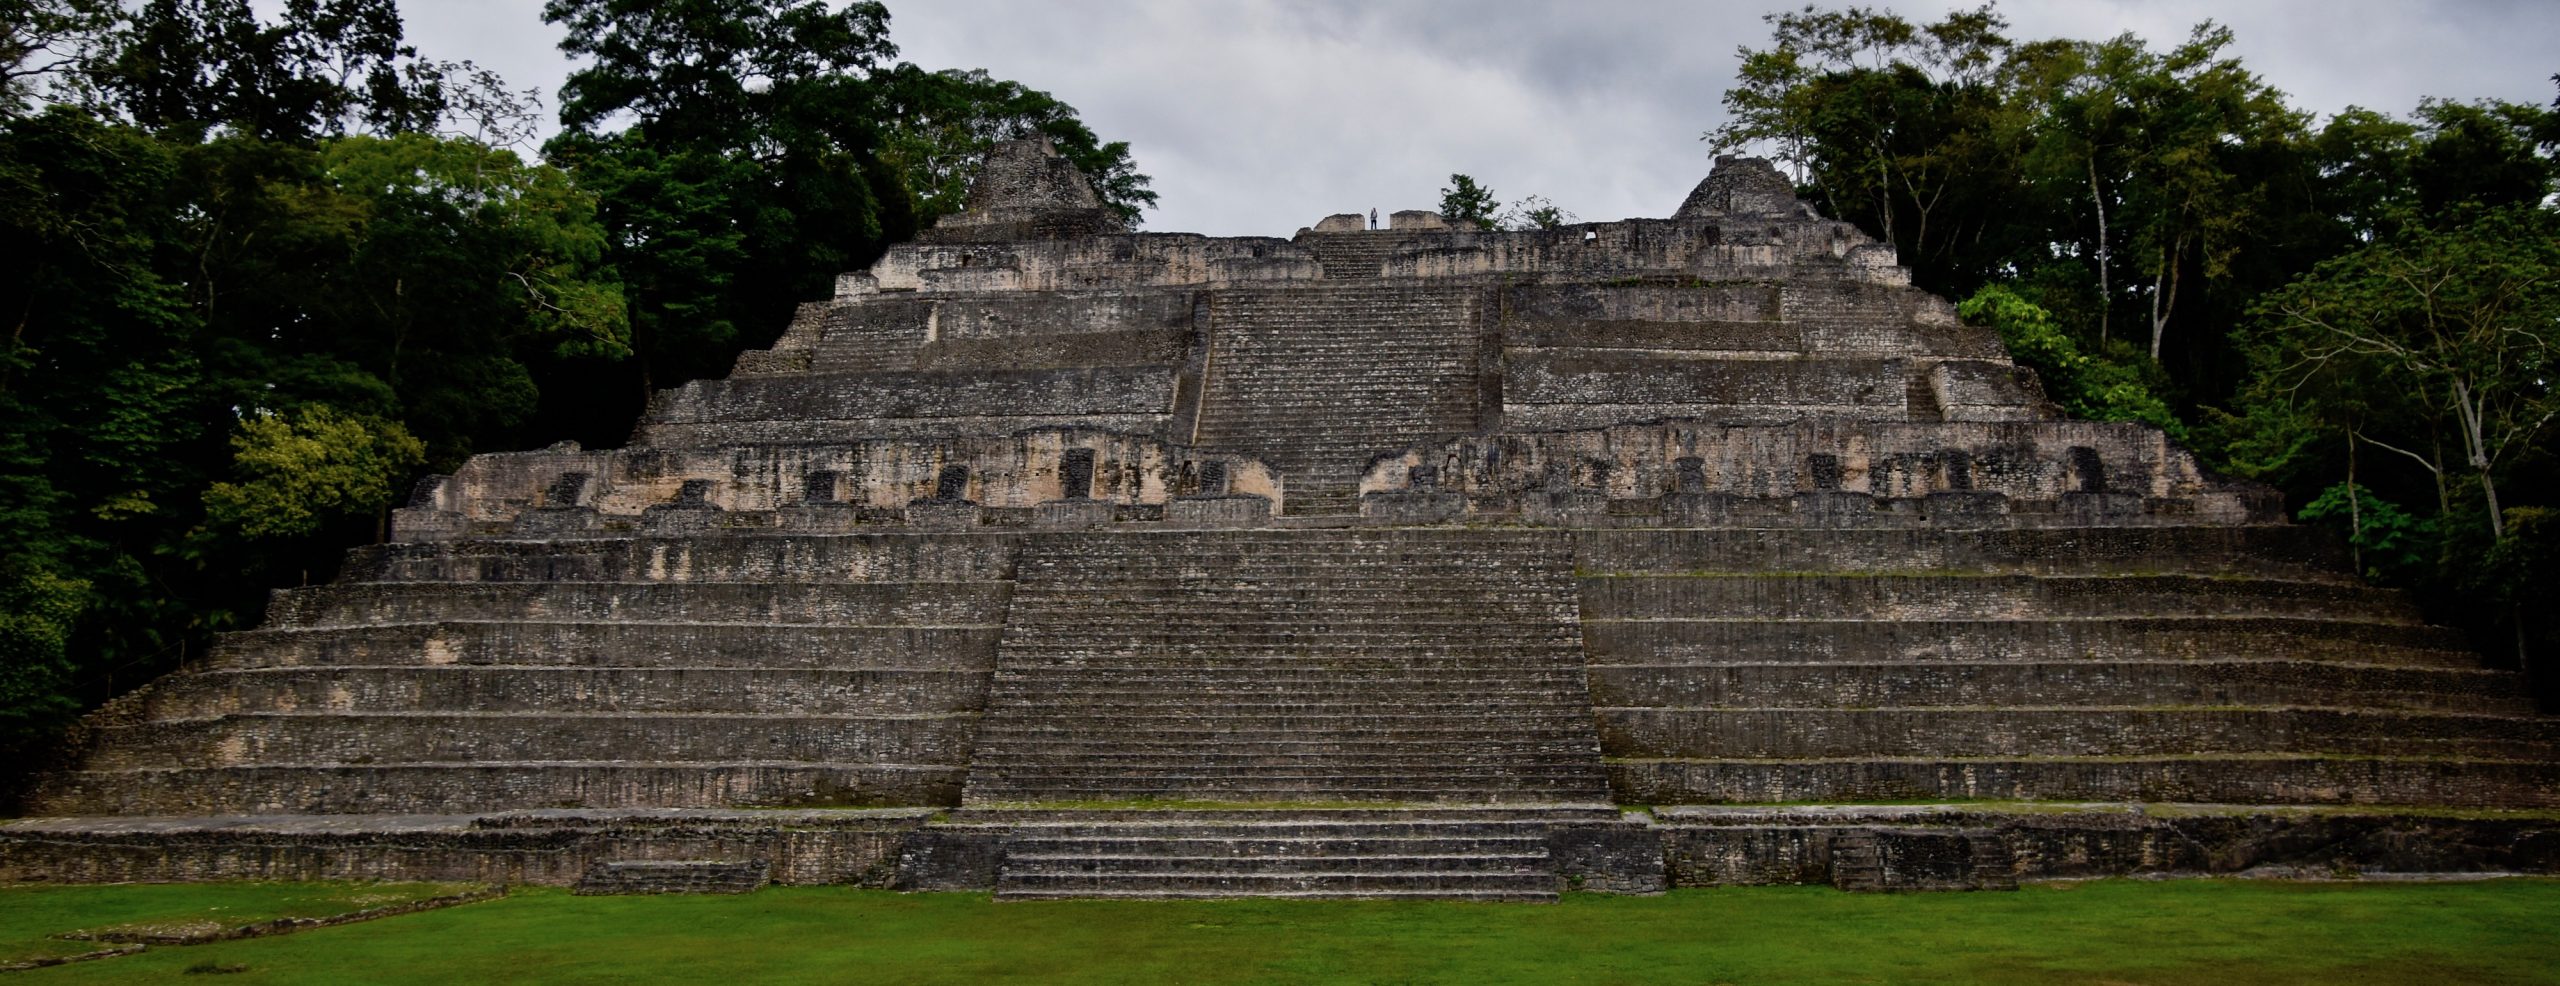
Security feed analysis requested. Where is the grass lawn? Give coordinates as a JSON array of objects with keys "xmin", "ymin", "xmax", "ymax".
[
  {"xmin": 5, "ymin": 878, "xmax": 2556, "ymax": 984},
  {"xmin": 0, "ymin": 881, "xmax": 479, "ymax": 969}
]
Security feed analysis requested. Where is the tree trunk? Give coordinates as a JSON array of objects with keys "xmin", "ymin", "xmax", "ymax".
[
  {"xmin": 2346, "ymin": 434, "xmax": 2363, "ymax": 576},
  {"xmin": 2088, "ymin": 156, "xmax": 2110, "ymax": 348},
  {"xmin": 2148, "ymin": 236, "xmax": 2183, "ymax": 362},
  {"xmin": 2451, "ymin": 378, "xmax": 2504, "ymax": 538}
]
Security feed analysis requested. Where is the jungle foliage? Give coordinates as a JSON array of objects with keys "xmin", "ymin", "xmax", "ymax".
[
  {"xmin": 1717, "ymin": 4, "xmax": 2560, "ymax": 690},
  {"xmin": 0, "ymin": 0, "xmax": 1150, "ymax": 761}
]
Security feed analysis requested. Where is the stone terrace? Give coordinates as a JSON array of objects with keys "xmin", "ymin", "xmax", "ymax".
[{"xmin": 6, "ymin": 140, "xmax": 2554, "ymax": 897}]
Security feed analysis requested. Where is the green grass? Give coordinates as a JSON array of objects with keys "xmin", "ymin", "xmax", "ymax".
[
  {"xmin": 5, "ymin": 878, "xmax": 2557, "ymax": 984},
  {"xmin": 0, "ymin": 881, "xmax": 476, "ymax": 967}
]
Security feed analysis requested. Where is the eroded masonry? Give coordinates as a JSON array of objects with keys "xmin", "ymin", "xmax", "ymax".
[{"xmin": 7, "ymin": 140, "xmax": 2556, "ymax": 899}]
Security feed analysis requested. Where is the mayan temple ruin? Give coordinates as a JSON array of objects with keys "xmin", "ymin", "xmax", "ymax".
[{"xmin": 5, "ymin": 138, "xmax": 2555, "ymax": 899}]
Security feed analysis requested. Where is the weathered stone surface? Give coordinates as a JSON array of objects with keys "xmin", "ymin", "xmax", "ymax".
[{"xmin": 6, "ymin": 139, "xmax": 2553, "ymax": 898}]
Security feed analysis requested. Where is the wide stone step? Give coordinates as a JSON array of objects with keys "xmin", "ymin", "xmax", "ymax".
[
  {"xmin": 972, "ymin": 777, "xmax": 1608, "ymax": 801},
  {"xmin": 1195, "ymin": 387, "xmax": 1472, "ymax": 407},
  {"xmin": 207, "ymin": 622, "xmax": 1003, "ymax": 671},
  {"xmin": 1007, "ymin": 853, "xmax": 1548, "ymax": 876},
  {"xmin": 1017, "ymin": 540, "xmax": 1570, "ymax": 566},
  {"xmin": 1000, "ymin": 615, "xmax": 1575, "ymax": 632},
  {"xmin": 971, "ymin": 747, "xmax": 1600, "ymax": 766},
  {"xmin": 1001, "ymin": 615, "xmax": 1577, "ymax": 632},
  {"xmin": 1194, "ymin": 433, "xmax": 1459, "ymax": 451},
  {"xmin": 1587, "ymin": 661, "xmax": 2536, "ymax": 715},
  {"xmin": 976, "ymin": 719, "xmax": 1599, "ymax": 738},
  {"xmin": 82, "ymin": 711, "xmax": 980, "ymax": 769},
  {"xmin": 989, "ymin": 650, "xmax": 1584, "ymax": 666},
  {"xmin": 1004, "ymin": 637, "xmax": 1584, "ymax": 653},
  {"xmin": 1006, "ymin": 594, "xmax": 1576, "ymax": 611},
  {"xmin": 1572, "ymin": 527, "xmax": 2351, "ymax": 580},
  {"xmin": 1607, "ymin": 755, "xmax": 2560, "ymax": 808},
  {"xmin": 29, "ymin": 762, "xmax": 965, "ymax": 816},
  {"xmin": 1595, "ymin": 707, "xmax": 2560, "ymax": 761},
  {"xmin": 975, "ymin": 771, "xmax": 1609, "ymax": 791},
  {"xmin": 1201, "ymin": 359, "xmax": 1470, "ymax": 376},
  {"xmin": 995, "ymin": 887, "xmax": 1557, "ymax": 901},
  {"xmin": 1015, "ymin": 558, "xmax": 1567, "ymax": 575},
  {"xmin": 1578, "ymin": 574, "xmax": 2423, "ymax": 623},
  {"xmin": 1022, "ymin": 536, "xmax": 1554, "ymax": 551},
  {"xmin": 953, "ymin": 807, "xmax": 1622, "ymax": 825},
  {"xmin": 269, "ymin": 582, "xmax": 1010, "ymax": 628},
  {"xmin": 981, "ymin": 696, "xmax": 1594, "ymax": 716},
  {"xmin": 1580, "ymin": 617, "xmax": 2476, "ymax": 667},
  {"xmin": 985, "ymin": 685, "xmax": 1589, "ymax": 703},
  {"xmin": 142, "ymin": 666, "xmax": 988, "ymax": 718},
  {"xmin": 1006, "ymin": 837, "xmax": 1543, "ymax": 858}
]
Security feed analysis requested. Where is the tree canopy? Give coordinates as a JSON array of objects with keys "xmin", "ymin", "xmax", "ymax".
[
  {"xmin": 1713, "ymin": 4, "xmax": 2560, "ymax": 684},
  {"xmin": 0, "ymin": 0, "xmax": 1155, "ymax": 763}
]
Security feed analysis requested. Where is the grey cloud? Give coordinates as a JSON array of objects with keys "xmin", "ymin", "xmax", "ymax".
[{"xmin": 392, "ymin": 1, "xmax": 2560, "ymax": 238}]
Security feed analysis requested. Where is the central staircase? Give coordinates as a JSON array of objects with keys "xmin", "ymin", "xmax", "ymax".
[
  {"xmin": 956, "ymin": 807, "xmax": 1621, "ymax": 901},
  {"xmin": 951, "ymin": 528, "xmax": 1614, "ymax": 899},
  {"xmin": 1193, "ymin": 287, "xmax": 1485, "ymax": 515},
  {"xmin": 964, "ymin": 529, "xmax": 1610, "ymax": 804}
]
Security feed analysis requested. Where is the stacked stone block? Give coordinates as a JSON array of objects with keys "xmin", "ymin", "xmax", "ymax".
[
  {"xmin": 1193, "ymin": 286, "xmax": 1489, "ymax": 514},
  {"xmin": 1575, "ymin": 527, "xmax": 2559, "ymax": 807},
  {"xmin": 28, "ymin": 534, "xmax": 1019, "ymax": 816},
  {"xmin": 963, "ymin": 530, "xmax": 1612, "ymax": 805}
]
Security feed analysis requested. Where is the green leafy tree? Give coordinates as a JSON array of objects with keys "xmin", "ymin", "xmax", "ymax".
[
  {"xmin": 0, "ymin": 107, "xmax": 206, "ymax": 733},
  {"xmin": 538, "ymin": 0, "xmax": 1154, "ymax": 436},
  {"xmin": 201, "ymin": 404, "xmax": 425, "ymax": 541},
  {"xmin": 1710, "ymin": 4, "xmax": 2023, "ymax": 289},
  {"xmin": 0, "ymin": 0, "xmax": 118, "ymax": 114},
  {"xmin": 1438, "ymin": 173, "xmax": 1499, "ymax": 230},
  {"xmin": 541, "ymin": 0, "xmax": 910, "ymax": 417},
  {"xmin": 1499, "ymin": 194, "xmax": 1574, "ymax": 230},
  {"xmin": 1958, "ymin": 285, "xmax": 2182, "ymax": 438},
  {"xmin": 875, "ymin": 65, "xmax": 1153, "ymax": 227},
  {"xmin": 1711, "ymin": 7, "xmax": 2325, "ymax": 407},
  {"xmin": 0, "ymin": 561, "xmax": 87, "ymax": 751},
  {"xmin": 2235, "ymin": 206, "xmax": 2560, "ymax": 541},
  {"xmin": 2295, "ymin": 482, "xmax": 2437, "ymax": 584},
  {"xmin": 99, "ymin": 0, "xmax": 446, "ymax": 140}
]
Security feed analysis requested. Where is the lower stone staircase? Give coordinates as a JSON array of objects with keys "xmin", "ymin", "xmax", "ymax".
[
  {"xmin": 1828, "ymin": 829, "xmax": 2015, "ymax": 892},
  {"xmin": 970, "ymin": 808, "xmax": 1623, "ymax": 901},
  {"xmin": 1827, "ymin": 832, "xmax": 1885, "ymax": 891},
  {"xmin": 963, "ymin": 529, "xmax": 1611, "ymax": 804},
  {"xmin": 1194, "ymin": 285, "xmax": 1486, "ymax": 515},
  {"xmin": 573, "ymin": 858, "xmax": 769, "ymax": 895}
]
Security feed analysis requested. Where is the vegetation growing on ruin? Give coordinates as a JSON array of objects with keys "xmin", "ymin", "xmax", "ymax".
[
  {"xmin": 1714, "ymin": 4, "xmax": 2560, "ymax": 698},
  {"xmin": 0, "ymin": 0, "xmax": 1152, "ymax": 767},
  {"xmin": 5, "ymin": 879, "xmax": 2558, "ymax": 984}
]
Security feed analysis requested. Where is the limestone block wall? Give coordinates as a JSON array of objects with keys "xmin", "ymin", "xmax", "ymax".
[
  {"xmin": 636, "ymin": 365, "xmax": 1181, "ymax": 447},
  {"xmin": 1503, "ymin": 351, "xmax": 1917, "ymax": 427},
  {"xmin": 741, "ymin": 291, "xmax": 1200, "ymax": 380},
  {"xmin": 855, "ymin": 234, "xmax": 1322, "ymax": 295},
  {"xmin": 1378, "ymin": 220, "xmax": 1905, "ymax": 285},
  {"xmin": 1359, "ymin": 418, "xmax": 2273, "ymax": 526},
  {"xmin": 394, "ymin": 430, "xmax": 1279, "ymax": 540},
  {"xmin": 857, "ymin": 220, "xmax": 1897, "ymax": 301}
]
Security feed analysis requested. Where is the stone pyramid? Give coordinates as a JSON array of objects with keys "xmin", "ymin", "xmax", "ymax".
[{"xmin": 6, "ymin": 143, "xmax": 2553, "ymax": 898}]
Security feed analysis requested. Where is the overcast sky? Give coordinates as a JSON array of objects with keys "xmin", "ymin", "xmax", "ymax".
[{"xmin": 392, "ymin": 1, "xmax": 2560, "ymax": 237}]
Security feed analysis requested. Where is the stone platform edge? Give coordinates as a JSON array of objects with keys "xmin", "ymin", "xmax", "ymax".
[{"xmin": 6, "ymin": 803, "xmax": 2555, "ymax": 890}]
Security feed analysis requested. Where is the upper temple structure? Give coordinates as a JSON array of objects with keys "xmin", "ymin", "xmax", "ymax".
[{"xmin": 7, "ymin": 140, "xmax": 2555, "ymax": 899}]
